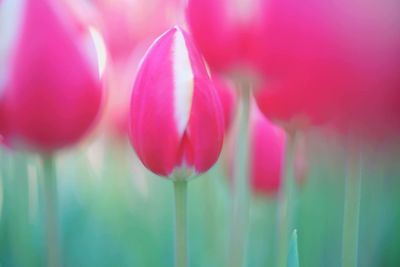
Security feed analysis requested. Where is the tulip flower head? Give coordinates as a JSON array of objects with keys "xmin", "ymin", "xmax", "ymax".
[
  {"xmin": 0, "ymin": 0, "xmax": 104, "ymax": 152},
  {"xmin": 0, "ymin": 0, "xmax": 17, "ymax": 137},
  {"xmin": 0, "ymin": 86, "xmax": 5, "ymax": 138},
  {"xmin": 0, "ymin": 97, "xmax": 7, "ymax": 143},
  {"xmin": 250, "ymin": 99, "xmax": 286, "ymax": 196},
  {"xmin": 129, "ymin": 26, "xmax": 224, "ymax": 180},
  {"xmin": 94, "ymin": 0, "xmax": 182, "ymax": 62},
  {"xmin": 186, "ymin": 0, "xmax": 270, "ymax": 80},
  {"xmin": 254, "ymin": 0, "xmax": 400, "ymax": 140}
]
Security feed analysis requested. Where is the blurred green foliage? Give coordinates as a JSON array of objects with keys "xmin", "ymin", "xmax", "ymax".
[{"xmin": 0, "ymin": 132, "xmax": 400, "ymax": 267}]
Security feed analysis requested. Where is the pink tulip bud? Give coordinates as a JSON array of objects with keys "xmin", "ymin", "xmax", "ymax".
[
  {"xmin": 213, "ymin": 76, "xmax": 237, "ymax": 133},
  {"xmin": 129, "ymin": 26, "xmax": 224, "ymax": 179},
  {"xmin": 250, "ymin": 99, "xmax": 286, "ymax": 196},
  {"xmin": 109, "ymin": 105, "xmax": 129, "ymax": 139},
  {"xmin": 186, "ymin": 0, "xmax": 270, "ymax": 78},
  {"xmin": 1, "ymin": 0, "xmax": 104, "ymax": 152}
]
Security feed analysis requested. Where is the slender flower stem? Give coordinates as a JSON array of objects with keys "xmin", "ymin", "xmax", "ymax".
[
  {"xmin": 42, "ymin": 155, "xmax": 61, "ymax": 267},
  {"xmin": 229, "ymin": 85, "xmax": 250, "ymax": 267},
  {"xmin": 277, "ymin": 131, "xmax": 297, "ymax": 267},
  {"xmin": 174, "ymin": 180, "xmax": 188, "ymax": 267},
  {"xmin": 0, "ymin": 149, "xmax": 3, "ymax": 176},
  {"xmin": 342, "ymin": 148, "xmax": 362, "ymax": 267}
]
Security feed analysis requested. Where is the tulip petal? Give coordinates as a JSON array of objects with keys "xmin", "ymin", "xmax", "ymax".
[
  {"xmin": 184, "ymin": 77, "xmax": 224, "ymax": 174},
  {"xmin": 179, "ymin": 30, "xmax": 224, "ymax": 174},
  {"xmin": 130, "ymin": 28, "xmax": 181, "ymax": 176}
]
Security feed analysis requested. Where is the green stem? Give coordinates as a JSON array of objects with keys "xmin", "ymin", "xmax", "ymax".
[
  {"xmin": 342, "ymin": 149, "xmax": 362, "ymax": 267},
  {"xmin": 42, "ymin": 155, "xmax": 61, "ymax": 267},
  {"xmin": 229, "ymin": 86, "xmax": 250, "ymax": 267},
  {"xmin": 277, "ymin": 132, "xmax": 297, "ymax": 267},
  {"xmin": 174, "ymin": 180, "xmax": 188, "ymax": 267}
]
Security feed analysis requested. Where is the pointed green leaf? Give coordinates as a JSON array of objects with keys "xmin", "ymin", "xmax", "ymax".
[{"xmin": 288, "ymin": 229, "xmax": 300, "ymax": 267}]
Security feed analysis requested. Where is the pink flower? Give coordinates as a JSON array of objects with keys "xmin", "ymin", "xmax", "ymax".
[
  {"xmin": 186, "ymin": 0, "xmax": 270, "ymax": 78},
  {"xmin": 129, "ymin": 26, "xmax": 224, "ymax": 179},
  {"xmin": 0, "ymin": 98, "xmax": 6, "ymax": 140},
  {"xmin": 255, "ymin": 0, "xmax": 400, "ymax": 140},
  {"xmin": 94, "ymin": 0, "xmax": 182, "ymax": 62},
  {"xmin": 250, "ymin": 99, "xmax": 286, "ymax": 196},
  {"xmin": 1, "ymin": 0, "xmax": 104, "ymax": 151}
]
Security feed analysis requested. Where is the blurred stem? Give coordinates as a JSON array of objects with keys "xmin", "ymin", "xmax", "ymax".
[
  {"xmin": 174, "ymin": 181, "xmax": 188, "ymax": 267},
  {"xmin": 229, "ymin": 84, "xmax": 250, "ymax": 267},
  {"xmin": 277, "ymin": 131, "xmax": 297, "ymax": 267},
  {"xmin": 342, "ymin": 147, "xmax": 362, "ymax": 267},
  {"xmin": 42, "ymin": 155, "xmax": 61, "ymax": 267}
]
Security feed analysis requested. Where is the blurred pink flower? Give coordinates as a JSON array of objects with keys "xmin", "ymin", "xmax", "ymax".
[
  {"xmin": 95, "ymin": 0, "xmax": 182, "ymax": 62},
  {"xmin": 1, "ymin": 0, "xmax": 104, "ymax": 152},
  {"xmin": 250, "ymin": 99, "xmax": 286, "ymax": 196},
  {"xmin": 187, "ymin": 0, "xmax": 400, "ymax": 140},
  {"xmin": 186, "ymin": 0, "xmax": 270, "ymax": 79},
  {"xmin": 254, "ymin": 0, "xmax": 400, "ymax": 140}
]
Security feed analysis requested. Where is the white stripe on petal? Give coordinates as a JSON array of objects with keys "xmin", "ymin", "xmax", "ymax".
[
  {"xmin": 0, "ymin": 0, "xmax": 24, "ymax": 96},
  {"xmin": 88, "ymin": 26, "xmax": 107, "ymax": 79},
  {"xmin": 172, "ymin": 28, "xmax": 194, "ymax": 136}
]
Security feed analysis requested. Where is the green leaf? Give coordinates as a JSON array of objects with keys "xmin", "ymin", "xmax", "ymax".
[{"xmin": 288, "ymin": 229, "xmax": 300, "ymax": 267}]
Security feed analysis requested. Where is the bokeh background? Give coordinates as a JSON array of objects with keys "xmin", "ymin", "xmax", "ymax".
[
  {"xmin": 1, "ymin": 0, "xmax": 400, "ymax": 266},
  {"xmin": 1, "ymin": 131, "xmax": 400, "ymax": 266}
]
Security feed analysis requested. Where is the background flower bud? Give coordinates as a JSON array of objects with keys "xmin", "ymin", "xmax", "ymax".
[
  {"xmin": 1, "ymin": 0, "xmax": 104, "ymax": 152},
  {"xmin": 186, "ymin": 0, "xmax": 270, "ymax": 80},
  {"xmin": 250, "ymin": 99, "xmax": 286, "ymax": 196}
]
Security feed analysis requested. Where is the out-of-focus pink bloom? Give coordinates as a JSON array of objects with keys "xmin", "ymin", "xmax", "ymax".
[
  {"xmin": 255, "ymin": 0, "xmax": 400, "ymax": 140},
  {"xmin": 186, "ymin": 0, "xmax": 270, "ymax": 78},
  {"xmin": 250, "ymin": 99, "xmax": 286, "ymax": 196},
  {"xmin": 0, "ymin": 95, "xmax": 11, "ymax": 148},
  {"xmin": 109, "ymin": 105, "xmax": 130, "ymax": 140},
  {"xmin": 129, "ymin": 26, "xmax": 224, "ymax": 179},
  {"xmin": 0, "ymin": 98, "xmax": 6, "ymax": 142},
  {"xmin": 94, "ymin": 0, "xmax": 182, "ymax": 62},
  {"xmin": 0, "ymin": 0, "xmax": 104, "ymax": 152},
  {"xmin": 223, "ymin": 99, "xmax": 308, "ymax": 194},
  {"xmin": 213, "ymin": 76, "xmax": 237, "ymax": 133}
]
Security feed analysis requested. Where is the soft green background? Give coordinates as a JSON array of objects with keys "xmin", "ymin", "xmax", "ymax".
[{"xmin": 0, "ymin": 132, "xmax": 399, "ymax": 267}]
